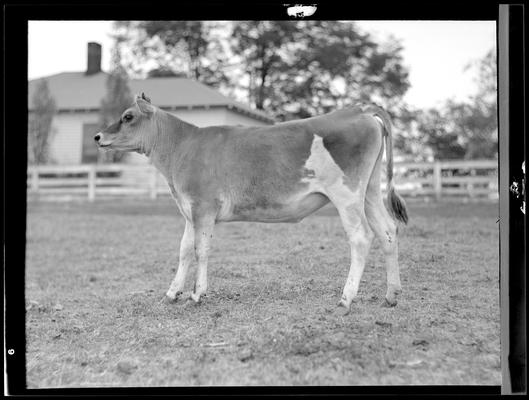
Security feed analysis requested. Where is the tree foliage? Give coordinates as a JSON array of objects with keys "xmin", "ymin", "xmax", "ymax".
[
  {"xmin": 28, "ymin": 79, "xmax": 57, "ymax": 164},
  {"xmin": 114, "ymin": 21, "xmax": 410, "ymax": 122},
  {"xmin": 228, "ymin": 21, "xmax": 299, "ymax": 111},
  {"xmin": 415, "ymin": 48, "xmax": 497, "ymax": 160},
  {"xmin": 113, "ymin": 21, "xmax": 230, "ymax": 89},
  {"xmin": 228, "ymin": 21, "xmax": 410, "ymax": 120}
]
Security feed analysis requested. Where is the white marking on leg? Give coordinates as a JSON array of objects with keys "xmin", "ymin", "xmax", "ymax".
[
  {"xmin": 338, "ymin": 210, "xmax": 374, "ymax": 308},
  {"xmin": 166, "ymin": 220, "xmax": 194, "ymax": 299},
  {"xmin": 365, "ymin": 195, "xmax": 401, "ymax": 305},
  {"xmin": 190, "ymin": 216, "xmax": 215, "ymax": 303},
  {"xmin": 383, "ymin": 224, "xmax": 401, "ymax": 304}
]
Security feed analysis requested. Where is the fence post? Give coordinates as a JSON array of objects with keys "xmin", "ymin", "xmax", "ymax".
[
  {"xmin": 149, "ymin": 166, "xmax": 158, "ymax": 200},
  {"xmin": 88, "ymin": 165, "xmax": 96, "ymax": 202},
  {"xmin": 433, "ymin": 161, "xmax": 442, "ymax": 201},
  {"xmin": 31, "ymin": 167, "xmax": 39, "ymax": 192},
  {"xmin": 468, "ymin": 168, "xmax": 476, "ymax": 198}
]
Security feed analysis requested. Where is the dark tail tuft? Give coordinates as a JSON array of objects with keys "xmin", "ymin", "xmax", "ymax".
[
  {"xmin": 388, "ymin": 185, "xmax": 409, "ymax": 225},
  {"xmin": 366, "ymin": 104, "xmax": 409, "ymax": 225}
]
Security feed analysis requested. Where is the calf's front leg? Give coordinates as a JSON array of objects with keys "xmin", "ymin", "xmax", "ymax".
[
  {"xmin": 166, "ymin": 219, "xmax": 195, "ymax": 300},
  {"xmin": 190, "ymin": 214, "xmax": 216, "ymax": 303}
]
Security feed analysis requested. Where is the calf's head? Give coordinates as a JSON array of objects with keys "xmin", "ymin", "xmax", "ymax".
[{"xmin": 94, "ymin": 93, "xmax": 156, "ymax": 154}]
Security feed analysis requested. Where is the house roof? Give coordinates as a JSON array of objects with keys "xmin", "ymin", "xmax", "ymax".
[{"xmin": 28, "ymin": 72, "xmax": 274, "ymax": 124}]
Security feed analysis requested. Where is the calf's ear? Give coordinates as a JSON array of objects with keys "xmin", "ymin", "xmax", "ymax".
[
  {"xmin": 135, "ymin": 96, "xmax": 155, "ymax": 115},
  {"xmin": 141, "ymin": 92, "xmax": 151, "ymax": 103}
]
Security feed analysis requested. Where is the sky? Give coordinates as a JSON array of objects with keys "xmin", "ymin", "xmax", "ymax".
[
  {"xmin": 355, "ymin": 21, "xmax": 496, "ymax": 108},
  {"xmin": 28, "ymin": 20, "xmax": 496, "ymax": 109}
]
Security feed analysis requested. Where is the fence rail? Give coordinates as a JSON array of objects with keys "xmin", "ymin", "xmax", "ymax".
[{"xmin": 27, "ymin": 160, "xmax": 498, "ymax": 201}]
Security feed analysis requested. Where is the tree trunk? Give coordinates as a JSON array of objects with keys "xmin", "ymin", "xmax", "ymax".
[{"xmin": 256, "ymin": 55, "xmax": 269, "ymax": 110}]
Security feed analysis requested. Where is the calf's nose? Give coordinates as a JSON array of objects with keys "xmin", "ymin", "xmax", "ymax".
[{"xmin": 94, "ymin": 134, "xmax": 101, "ymax": 142}]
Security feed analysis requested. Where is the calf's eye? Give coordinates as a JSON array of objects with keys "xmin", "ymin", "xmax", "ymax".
[{"xmin": 122, "ymin": 114, "xmax": 133, "ymax": 123}]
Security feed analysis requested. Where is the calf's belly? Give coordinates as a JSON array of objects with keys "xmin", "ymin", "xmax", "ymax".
[{"xmin": 222, "ymin": 192, "xmax": 330, "ymax": 223}]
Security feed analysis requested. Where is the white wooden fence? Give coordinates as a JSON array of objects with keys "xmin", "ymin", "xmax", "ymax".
[{"xmin": 26, "ymin": 160, "xmax": 498, "ymax": 201}]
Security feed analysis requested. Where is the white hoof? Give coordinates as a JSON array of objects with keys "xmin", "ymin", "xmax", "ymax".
[
  {"xmin": 165, "ymin": 291, "xmax": 178, "ymax": 301},
  {"xmin": 337, "ymin": 296, "xmax": 353, "ymax": 314},
  {"xmin": 162, "ymin": 290, "xmax": 190, "ymax": 304},
  {"xmin": 190, "ymin": 292, "xmax": 202, "ymax": 303}
]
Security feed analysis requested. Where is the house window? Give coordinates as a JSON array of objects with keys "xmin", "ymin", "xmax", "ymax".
[{"xmin": 82, "ymin": 123, "xmax": 100, "ymax": 163}]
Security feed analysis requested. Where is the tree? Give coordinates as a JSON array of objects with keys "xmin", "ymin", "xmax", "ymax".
[
  {"xmin": 113, "ymin": 20, "xmax": 411, "ymax": 123},
  {"xmin": 99, "ymin": 39, "xmax": 134, "ymax": 163},
  {"xmin": 463, "ymin": 48, "xmax": 497, "ymax": 159},
  {"xmin": 113, "ymin": 21, "xmax": 230, "ymax": 89},
  {"xmin": 28, "ymin": 79, "xmax": 57, "ymax": 164},
  {"xmin": 416, "ymin": 48, "xmax": 497, "ymax": 160},
  {"xmin": 416, "ymin": 106, "xmax": 467, "ymax": 160},
  {"xmin": 228, "ymin": 21, "xmax": 410, "ymax": 121},
  {"xmin": 392, "ymin": 106, "xmax": 427, "ymax": 160},
  {"xmin": 228, "ymin": 21, "xmax": 299, "ymax": 110}
]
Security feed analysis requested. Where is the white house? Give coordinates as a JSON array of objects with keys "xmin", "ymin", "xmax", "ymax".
[{"xmin": 28, "ymin": 42, "xmax": 275, "ymax": 165}]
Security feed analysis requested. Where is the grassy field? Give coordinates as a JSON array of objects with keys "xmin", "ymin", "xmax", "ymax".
[{"xmin": 25, "ymin": 197, "xmax": 500, "ymax": 387}]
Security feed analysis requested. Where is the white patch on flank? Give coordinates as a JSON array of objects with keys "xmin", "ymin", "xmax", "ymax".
[
  {"xmin": 302, "ymin": 135, "xmax": 342, "ymax": 184},
  {"xmin": 300, "ymin": 134, "xmax": 361, "ymax": 205}
]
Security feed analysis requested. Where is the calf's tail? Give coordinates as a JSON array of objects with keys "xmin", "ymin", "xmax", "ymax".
[{"xmin": 364, "ymin": 105, "xmax": 409, "ymax": 225}]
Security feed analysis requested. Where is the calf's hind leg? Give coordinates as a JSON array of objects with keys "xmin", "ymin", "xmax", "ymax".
[
  {"xmin": 330, "ymin": 195, "xmax": 375, "ymax": 312},
  {"xmin": 365, "ymin": 185, "xmax": 402, "ymax": 307}
]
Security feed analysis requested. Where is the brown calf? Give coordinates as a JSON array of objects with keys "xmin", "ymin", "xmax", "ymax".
[{"xmin": 95, "ymin": 94, "xmax": 408, "ymax": 312}]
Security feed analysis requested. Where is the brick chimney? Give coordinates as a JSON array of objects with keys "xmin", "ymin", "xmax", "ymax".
[{"xmin": 86, "ymin": 42, "xmax": 102, "ymax": 75}]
